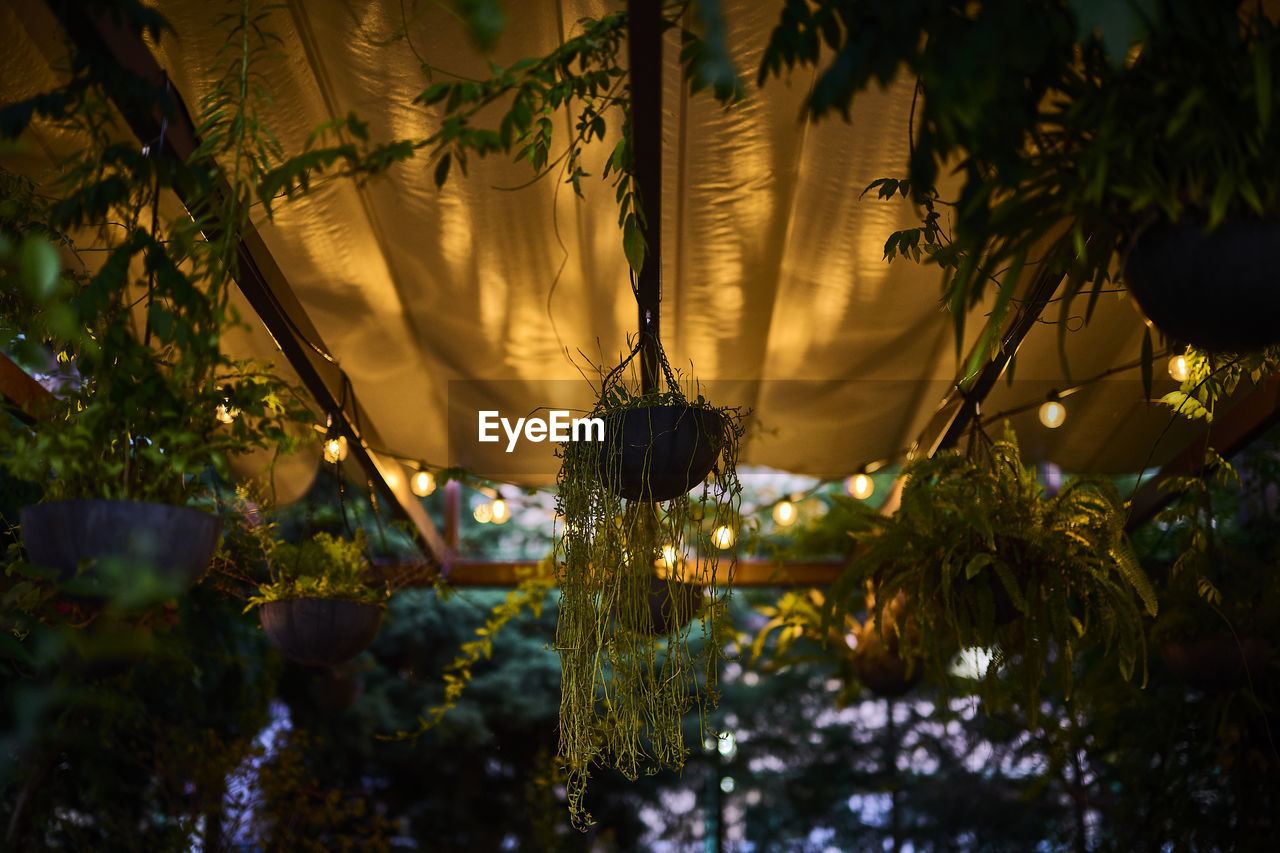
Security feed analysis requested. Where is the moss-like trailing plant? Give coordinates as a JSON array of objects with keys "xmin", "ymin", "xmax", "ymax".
[
  {"xmin": 554, "ymin": 342, "xmax": 745, "ymax": 829},
  {"xmin": 245, "ymin": 530, "xmax": 385, "ymax": 609},
  {"xmin": 828, "ymin": 425, "xmax": 1157, "ymax": 714}
]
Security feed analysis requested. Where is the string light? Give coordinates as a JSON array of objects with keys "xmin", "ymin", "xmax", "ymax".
[
  {"xmin": 662, "ymin": 543, "xmax": 681, "ymax": 570},
  {"xmin": 322, "ymin": 413, "xmax": 349, "ymax": 463},
  {"xmin": 712, "ymin": 525, "xmax": 736, "ymax": 549},
  {"xmin": 215, "ymin": 385, "xmax": 238, "ymax": 424},
  {"xmin": 772, "ymin": 499, "xmax": 797, "ymax": 526},
  {"xmin": 491, "ymin": 497, "xmax": 510, "ymax": 525},
  {"xmin": 847, "ymin": 472, "xmax": 874, "ymax": 500},
  {"xmin": 1168, "ymin": 352, "xmax": 1190, "ymax": 383},
  {"xmin": 411, "ymin": 467, "xmax": 436, "ymax": 497},
  {"xmin": 473, "ymin": 501, "xmax": 494, "ymax": 523},
  {"xmin": 323, "ymin": 434, "xmax": 348, "ymax": 463},
  {"xmin": 1038, "ymin": 392, "xmax": 1066, "ymax": 429}
]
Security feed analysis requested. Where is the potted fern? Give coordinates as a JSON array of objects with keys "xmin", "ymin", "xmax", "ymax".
[
  {"xmin": 829, "ymin": 427, "xmax": 1158, "ymax": 711},
  {"xmin": 246, "ymin": 530, "xmax": 387, "ymax": 667}
]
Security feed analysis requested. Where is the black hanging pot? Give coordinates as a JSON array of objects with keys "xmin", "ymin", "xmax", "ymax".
[
  {"xmin": 1160, "ymin": 634, "xmax": 1271, "ymax": 691},
  {"xmin": 309, "ymin": 665, "xmax": 366, "ymax": 711},
  {"xmin": 1123, "ymin": 218, "xmax": 1280, "ymax": 353},
  {"xmin": 643, "ymin": 576, "xmax": 705, "ymax": 636},
  {"xmin": 259, "ymin": 598, "xmax": 384, "ymax": 667},
  {"xmin": 20, "ymin": 499, "xmax": 222, "ymax": 587},
  {"xmin": 598, "ymin": 405, "xmax": 724, "ymax": 502},
  {"xmin": 853, "ymin": 626, "xmax": 922, "ymax": 698}
]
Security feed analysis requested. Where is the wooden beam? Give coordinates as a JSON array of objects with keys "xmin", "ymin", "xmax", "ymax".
[
  {"xmin": 627, "ymin": 0, "xmax": 663, "ymax": 394},
  {"xmin": 1126, "ymin": 374, "xmax": 1280, "ymax": 531},
  {"xmin": 43, "ymin": 1, "xmax": 444, "ymax": 565},
  {"xmin": 911, "ymin": 265, "xmax": 1067, "ymax": 459},
  {"xmin": 386, "ymin": 558, "xmax": 846, "ymax": 588},
  {"xmin": 0, "ymin": 353, "xmax": 50, "ymax": 423}
]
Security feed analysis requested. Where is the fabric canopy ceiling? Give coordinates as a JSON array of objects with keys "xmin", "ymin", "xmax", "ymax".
[{"xmin": 2, "ymin": 0, "xmax": 1209, "ymax": 494}]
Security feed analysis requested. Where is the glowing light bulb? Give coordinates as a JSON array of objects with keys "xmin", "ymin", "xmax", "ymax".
[
  {"xmin": 1168, "ymin": 354, "xmax": 1190, "ymax": 383},
  {"xmin": 411, "ymin": 469, "xmax": 436, "ymax": 497},
  {"xmin": 215, "ymin": 402, "xmax": 238, "ymax": 424},
  {"xmin": 491, "ymin": 498, "xmax": 509, "ymax": 524},
  {"xmin": 662, "ymin": 544, "xmax": 680, "ymax": 569},
  {"xmin": 473, "ymin": 502, "xmax": 493, "ymax": 523},
  {"xmin": 323, "ymin": 434, "xmax": 349, "ymax": 463},
  {"xmin": 712, "ymin": 525, "xmax": 735, "ymax": 550},
  {"xmin": 1038, "ymin": 397, "xmax": 1066, "ymax": 429},
  {"xmin": 772, "ymin": 500, "xmax": 796, "ymax": 526},
  {"xmin": 847, "ymin": 473, "xmax": 874, "ymax": 500}
]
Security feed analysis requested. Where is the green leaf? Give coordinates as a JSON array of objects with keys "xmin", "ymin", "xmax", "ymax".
[
  {"xmin": 434, "ymin": 153, "xmax": 452, "ymax": 188},
  {"xmin": 19, "ymin": 236, "xmax": 60, "ymax": 299},
  {"xmin": 622, "ymin": 213, "xmax": 646, "ymax": 274}
]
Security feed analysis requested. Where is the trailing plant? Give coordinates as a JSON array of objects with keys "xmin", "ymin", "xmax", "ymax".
[
  {"xmin": 827, "ymin": 425, "xmax": 1157, "ymax": 714},
  {"xmin": 0, "ymin": 1, "xmax": 312, "ymax": 505},
  {"xmin": 245, "ymin": 530, "xmax": 385, "ymax": 609},
  {"xmin": 763, "ymin": 2, "xmax": 1280, "ymax": 367},
  {"xmin": 382, "ymin": 556, "xmax": 557, "ymax": 740},
  {"xmin": 401, "ymin": 2, "xmax": 741, "ymax": 273},
  {"xmin": 553, "ymin": 340, "xmax": 745, "ymax": 829}
]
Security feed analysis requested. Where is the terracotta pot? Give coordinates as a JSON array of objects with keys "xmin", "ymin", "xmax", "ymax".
[
  {"xmin": 1123, "ymin": 219, "xmax": 1280, "ymax": 353},
  {"xmin": 598, "ymin": 405, "xmax": 724, "ymax": 501},
  {"xmin": 1160, "ymin": 634, "xmax": 1271, "ymax": 691},
  {"xmin": 260, "ymin": 598, "xmax": 383, "ymax": 667},
  {"xmin": 21, "ymin": 499, "xmax": 221, "ymax": 588}
]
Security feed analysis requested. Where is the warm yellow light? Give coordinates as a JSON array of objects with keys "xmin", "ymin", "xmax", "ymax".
[
  {"xmin": 712, "ymin": 525, "xmax": 735, "ymax": 550},
  {"xmin": 411, "ymin": 469, "xmax": 436, "ymax": 497},
  {"xmin": 662, "ymin": 544, "xmax": 680, "ymax": 569},
  {"xmin": 323, "ymin": 434, "xmax": 349, "ymax": 463},
  {"xmin": 1038, "ymin": 399, "xmax": 1066, "ymax": 429},
  {"xmin": 1168, "ymin": 354, "xmax": 1190, "ymax": 383},
  {"xmin": 847, "ymin": 473, "xmax": 874, "ymax": 500},
  {"xmin": 772, "ymin": 500, "xmax": 796, "ymax": 526},
  {"xmin": 473, "ymin": 502, "xmax": 493, "ymax": 524},
  {"xmin": 491, "ymin": 498, "xmax": 509, "ymax": 524},
  {"xmin": 215, "ymin": 402, "xmax": 238, "ymax": 424}
]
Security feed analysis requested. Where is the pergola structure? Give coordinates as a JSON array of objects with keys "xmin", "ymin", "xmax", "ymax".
[{"xmin": 4, "ymin": 0, "xmax": 1280, "ymax": 584}]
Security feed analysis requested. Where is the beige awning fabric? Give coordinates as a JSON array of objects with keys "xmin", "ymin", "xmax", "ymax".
[{"xmin": 2, "ymin": 0, "xmax": 1200, "ymax": 489}]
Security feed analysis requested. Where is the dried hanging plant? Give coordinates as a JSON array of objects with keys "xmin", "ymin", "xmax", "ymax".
[{"xmin": 554, "ymin": 337, "xmax": 745, "ymax": 829}]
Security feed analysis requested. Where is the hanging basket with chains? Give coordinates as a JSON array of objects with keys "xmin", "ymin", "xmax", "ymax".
[
  {"xmin": 243, "ymin": 448, "xmax": 392, "ymax": 668},
  {"xmin": 554, "ymin": 329, "xmax": 747, "ymax": 830}
]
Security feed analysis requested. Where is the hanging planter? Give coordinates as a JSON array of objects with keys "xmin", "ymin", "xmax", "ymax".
[
  {"xmin": 1160, "ymin": 634, "xmax": 1271, "ymax": 691},
  {"xmin": 555, "ymin": 337, "xmax": 746, "ymax": 829},
  {"xmin": 851, "ymin": 590, "xmax": 923, "ymax": 698},
  {"xmin": 599, "ymin": 405, "xmax": 725, "ymax": 501},
  {"xmin": 309, "ymin": 664, "xmax": 367, "ymax": 711},
  {"xmin": 635, "ymin": 574, "xmax": 705, "ymax": 637},
  {"xmin": 1123, "ymin": 219, "xmax": 1280, "ymax": 353},
  {"xmin": 21, "ymin": 499, "xmax": 221, "ymax": 590},
  {"xmin": 829, "ymin": 426, "xmax": 1157, "ymax": 712},
  {"xmin": 245, "ymin": 531, "xmax": 388, "ymax": 667},
  {"xmin": 259, "ymin": 598, "xmax": 383, "ymax": 668}
]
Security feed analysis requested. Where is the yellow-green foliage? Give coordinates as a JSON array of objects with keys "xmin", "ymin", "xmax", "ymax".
[
  {"xmin": 554, "ymin": 375, "xmax": 745, "ymax": 831},
  {"xmin": 829, "ymin": 426, "xmax": 1157, "ymax": 714},
  {"xmin": 245, "ymin": 531, "xmax": 384, "ymax": 609}
]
